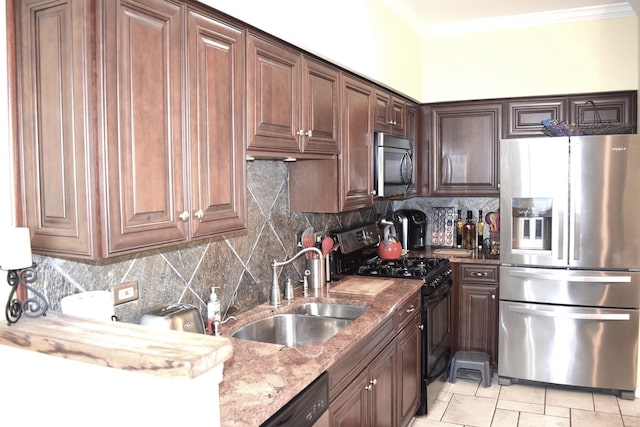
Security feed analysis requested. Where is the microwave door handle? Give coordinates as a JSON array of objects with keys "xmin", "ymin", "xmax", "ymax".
[{"xmin": 400, "ymin": 152, "xmax": 413, "ymax": 186}]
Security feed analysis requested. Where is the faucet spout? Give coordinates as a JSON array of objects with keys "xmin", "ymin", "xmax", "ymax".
[{"xmin": 270, "ymin": 247, "xmax": 323, "ymax": 307}]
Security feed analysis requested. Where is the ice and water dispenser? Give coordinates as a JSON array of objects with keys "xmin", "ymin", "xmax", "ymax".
[{"xmin": 511, "ymin": 198, "xmax": 552, "ymax": 251}]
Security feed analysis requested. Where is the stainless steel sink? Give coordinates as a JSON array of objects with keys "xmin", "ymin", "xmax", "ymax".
[
  {"xmin": 291, "ymin": 302, "xmax": 367, "ymax": 320},
  {"xmin": 232, "ymin": 303, "xmax": 368, "ymax": 347},
  {"xmin": 232, "ymin": 314, "xmax": 352, "ymax": 347}
]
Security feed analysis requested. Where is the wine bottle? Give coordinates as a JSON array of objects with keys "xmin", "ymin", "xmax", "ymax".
[
  {"xmin": 477, "ymin": 209, "xmax": 485, "ymax": 249},
  {"xmin": 455, "ymin": 209, "xmax": 463, "ymax": 248},
  {"xmin": 463, "ymin": 211, "xmax": 476, "ymax": 249}
]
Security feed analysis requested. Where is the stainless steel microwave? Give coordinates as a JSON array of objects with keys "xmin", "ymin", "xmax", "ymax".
[{"xmin": 374, "ymin": 132, "xmax": 414, "ymax": 197}]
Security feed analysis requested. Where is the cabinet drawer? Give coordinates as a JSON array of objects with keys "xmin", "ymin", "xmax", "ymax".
[
  {"xmin": 395, "ymin": 290, "xmax": 421, "ymax": 331},
  {"xmin": 460, "ymin": 264, "xmax": 499, "ymax": 283}
]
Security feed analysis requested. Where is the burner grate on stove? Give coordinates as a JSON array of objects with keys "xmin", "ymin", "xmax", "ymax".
[{"xmin": 356, "ymin": 257, "xmax": 449, "ymax": 282}]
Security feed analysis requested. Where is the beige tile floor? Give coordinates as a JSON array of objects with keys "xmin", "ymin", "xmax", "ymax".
[{"xmin": 412, "ymin": 372, "xmax": 640, "ymax": 427}]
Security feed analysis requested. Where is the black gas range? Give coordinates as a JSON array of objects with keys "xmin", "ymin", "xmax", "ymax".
[{"xmin": 330, "ymin": 223, "xmax": 452, "ymax": 416}]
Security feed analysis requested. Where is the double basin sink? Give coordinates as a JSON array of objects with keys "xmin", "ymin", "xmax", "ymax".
[{"xmin": 232, "ymin": 302, "xmax": 368, "ymax": 347}]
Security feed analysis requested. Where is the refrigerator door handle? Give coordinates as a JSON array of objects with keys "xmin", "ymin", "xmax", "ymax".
[
  {"xmin": 557, "ymin": 207, "xmax": 565, "ymax": 261},
  {"xmin": 508, "ymin": 270, "xmax": 631, "ymax": 283},
  {"xmin": 508, "ymin": 306, "xmax": 630, "ymax": 321}
]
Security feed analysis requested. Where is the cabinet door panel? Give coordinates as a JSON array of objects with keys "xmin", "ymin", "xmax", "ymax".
[
  {"xmin": 302, "ymin": 58, "xmax": 340, "ymax": 153},
  {"xmin": 102, "ymin": 0, "xmax": 186, "ymax": 254},
  {"xmin": 18, "ymin": 0, "xmax": 96, "ymax": 257},
  {"xmin": 397, "ymin": 316, "xmax": 421, "ymax": 427},
  {"xmin": 187, "ymin": 10, "xmax": 246, "ymax": 238},
  {"xmin": 569, "ymin": 93, "xmax": 636, "ymax": 130},
  {"xmin": 340, "ymin": 75, "xmax": 374, "ymax": 210},
  {"xmin": 430, "ymin": 103, "xmax": 501, "ymax": 196},
  {"xmin": 505, "ymin": 98, "xmax": 566, "ymax": 138},
  {"xmin": 370, "ymin": 343, "xmax": 395, "ymax": 427},
  {"xmin": 459, "ymin": 283, "xmax": 498, "ymax": 362},
  {"xmin": 247, "ymin": 34, "xmax": 301, "ymax": 151},
  {"xmin": 330, "ymin": 369, "xmax": 368, "ymax": 427}
]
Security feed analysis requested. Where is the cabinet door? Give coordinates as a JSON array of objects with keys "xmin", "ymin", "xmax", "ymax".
[
  {"xmin": 101, "ymin": 0, "xmax": 186, "ymax": 255},
  {"xmin": 340, "ymin": 75, "xmax": 374, "ymax": 211},
  {"xmin": 430, "ymin": 103, "xmax": 501, "ymax": 196},
  {"xmin": 246, "ymin": 33, "xmax": 301, "ymax": 152},
  {"xmin": 17, "ymin": 0, "xmax": 97, "ymax": 258},
  {"xmin": 302, "ymin": 58, "xmax": 340, "ymax": 153},
  {"xmin": 569, "ymin": 93, "xmax": 636, "ymax": 132},
  {"xmin": 397, "ymin": 315, "xmax": 421, "ymax": 427},
  {"xmin": 186, "ymin": 9, "xmax": 246, "ymax": 238},
  {"xmin": 370, "ymin": 342, "xmax": 396, "ymax": 427},
  {"xmin": 330, "ymin": 368, "xmax": 368, "ymax": 427},
  {"xmin": 374, "ymin": 90, "xmax": 406, "ymax": 136},
  {"xmin": 505, "ymin": 97, "xmax": 567, "ymax": 138},
  {"xmin": 458, "ymin": 283, "xmax": 499, "ymax": 365}
]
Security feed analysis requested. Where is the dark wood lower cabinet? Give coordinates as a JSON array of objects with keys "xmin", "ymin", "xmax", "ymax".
[
  {"xmin": 454, "ymin": 263, "xmax": 499, "ymax": 370},
  {"xmin": 397, "ymin": 314, "xmax": 421, "ymax": 427},
  {"xmin": 328, "ymin": 289, "xmax": 422, "ymax": 427}
]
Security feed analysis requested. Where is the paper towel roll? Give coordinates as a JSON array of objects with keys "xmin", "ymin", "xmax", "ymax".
[{"xmin": 60, "ymin": 291, "xmax": 115, "ymax": 321}]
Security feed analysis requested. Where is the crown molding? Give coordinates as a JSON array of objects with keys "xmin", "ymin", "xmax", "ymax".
[{"xmin": 420, "ymin": 3, "xmax": 637, "ymax": 39}]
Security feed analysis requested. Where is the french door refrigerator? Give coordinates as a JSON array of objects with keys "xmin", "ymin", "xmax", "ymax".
[{"xmin": 499, "ymin": 134, "xmax": 640, "ymax": 399}]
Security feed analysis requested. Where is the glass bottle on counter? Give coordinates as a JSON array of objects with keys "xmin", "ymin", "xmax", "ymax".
[
  {"xmin": 477, "ymin": 210, "xmax": 485, "ymax": 249},
  {"xmin": 463, "ymin": 211, "xmax": 476, "ymax": 249},
  {"xmin": 455, "ymin": 209, "xmax": 464, "ymax": 248}
]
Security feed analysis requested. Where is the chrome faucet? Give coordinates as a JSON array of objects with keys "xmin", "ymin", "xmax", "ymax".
[{"xmin": 270, "ymin": 247, "xmax": 323, "ymax": 307}]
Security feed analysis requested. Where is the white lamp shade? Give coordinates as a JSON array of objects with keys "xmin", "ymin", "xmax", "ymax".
[{"xmin": 0, "ymin": 227, "xmax": 33, "ymax": 270}]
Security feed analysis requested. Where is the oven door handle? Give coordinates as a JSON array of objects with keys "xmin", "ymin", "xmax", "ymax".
[{"xmin": 509, "ymin": 306, "xmax": 630, "ymax": 321}]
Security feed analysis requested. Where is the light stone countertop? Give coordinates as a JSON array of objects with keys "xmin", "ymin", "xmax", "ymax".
[
  {"xmin": 0, "ymin": 311, "xmax": 233, "ymax": 380},
  {"xmin": 218, "ymin": 277, "xmax": 424, "ymax": 426}
]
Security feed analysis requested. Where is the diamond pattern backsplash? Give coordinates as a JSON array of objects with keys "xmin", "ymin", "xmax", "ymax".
[{"xmin": 30, "ymin": 161, "xmax": 394, "ymax": 324}]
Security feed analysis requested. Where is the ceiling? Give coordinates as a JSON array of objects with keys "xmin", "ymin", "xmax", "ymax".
[{"xmin": 385, "ymin": 0, "xmax": 640, "ymax": 37}]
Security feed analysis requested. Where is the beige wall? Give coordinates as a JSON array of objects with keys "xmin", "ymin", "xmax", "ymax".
[
  {"xmin": 199, "ymin": 0, "xmax": 424, "ymax": 100},
  {"xmin": 422, "ymin": 16, "xmax": 639, "ymax": 102}
]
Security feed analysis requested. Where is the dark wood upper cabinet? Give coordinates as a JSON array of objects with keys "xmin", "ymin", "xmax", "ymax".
[
  {"xmin": 16, "ymin": 0, "xmax": 246, "ymax": 259},
  {"xmin": 247, "ymin": 33, "xmax": 340, "ymax": 155},
  {"xmin": 301, "ymin": 58, "xmax": 341, "ymax": 153},
  {"xmin": 340, "ymin": 75, "xmax": 375, "ymax": 210},
  {"xmin": 428, "ymin": 102, "xmax": 502, "ymax": 196},
  {"xmin": 102, "ymin": 0, "xmax": 187, "ymax": 254},
  {"xmin": 504, "ymin": 91, "xmax": 636, "ymax": 138},
  {"xmin": 505, "ymin": 97, "xmax": 567, "ymax": 138},
  {"xmin": 289, "ymin": 74, "xmax": 374, "ymax": 212},
  {"xmin": 569, "ymin": 92, "xmax": 636, "ymax": 131},
  {"xmin": 246, "ymin": 33, "xmax": 301, "ymax": 152},
  {"xmin": 16, "ymin": 0, "xmax": 97, "ymax": 258},
  {"xmin": 186, "ymin": 7, "xmax": 246, "ymax": 239},
  {"xmin": 375, "ymin": 89, "xmax": 407, "ymax": 137}
]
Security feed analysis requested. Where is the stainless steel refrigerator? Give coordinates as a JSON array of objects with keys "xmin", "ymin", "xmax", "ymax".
[{"xmin": 499, "ymin": 134, "xmax": 640, "ymax": 399}]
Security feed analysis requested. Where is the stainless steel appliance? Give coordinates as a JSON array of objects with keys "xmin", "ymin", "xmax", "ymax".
[
  {"xmin": 261, "ymin": 372, "xmax": 329, "ymax": 426},
  {"xmin": 499, "ymin": 135, "xmax": 640, "ymax": 399},
  {"xmin": 374, "ymin": 132, "xmax": 414, "ymax": 197},
  {"xmin": 331, "ymin": 223, "xmax": 452, "ymax": 415},
  {"xmin": 394, "ymin": 209, "xmax": 427, "ymax": 250},
  {"xmin": 139, "ymin": 303, "xmax": 205, "ymax": 334}
]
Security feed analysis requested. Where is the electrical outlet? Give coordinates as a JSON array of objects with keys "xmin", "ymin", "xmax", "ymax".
[{"xmin": 113, "ymin": 281, "xmax": 139, "ymax": 305}]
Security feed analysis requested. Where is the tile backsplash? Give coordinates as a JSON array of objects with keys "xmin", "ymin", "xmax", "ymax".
[
  {"xmin": 24, "ymin": 161, "xmax": 497, "ymax": 325},
  {"xmin": 29, "ymin": 161, "xmax": 393, "ymax": 324}
]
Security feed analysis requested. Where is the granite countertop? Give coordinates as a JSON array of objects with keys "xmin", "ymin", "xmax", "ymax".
[
  {"xmin": 409, "ymin": 246, "xmax": 501, "ymax": 265},
  {"xmin": 218, "ymin": 277, "xmax": 423, "ymax": 426},
  {"xmin": 0, "ymin": 311, "xmax": 233, "ymax": 380}
]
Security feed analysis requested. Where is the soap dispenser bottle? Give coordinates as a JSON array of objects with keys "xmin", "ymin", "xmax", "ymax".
[{"xmin": 207, "ymin": 286, "xmax": 222, "ymax": 336}]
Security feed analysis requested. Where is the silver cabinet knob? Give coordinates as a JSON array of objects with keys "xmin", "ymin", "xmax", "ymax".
[
  {"xmin": 305, "ymin": 130, "xmax": 313, "ymax": 137},
  {"xmin": 179, "ymin": 211, "xmax": 190, "ymax": 221},
  {"xmin": 194, "ymin": 209, "xmax": 204, "ymax": 220},
  {"xmin": 296, "ymin": 129, "xmax": 305, "ymax": 136}
]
